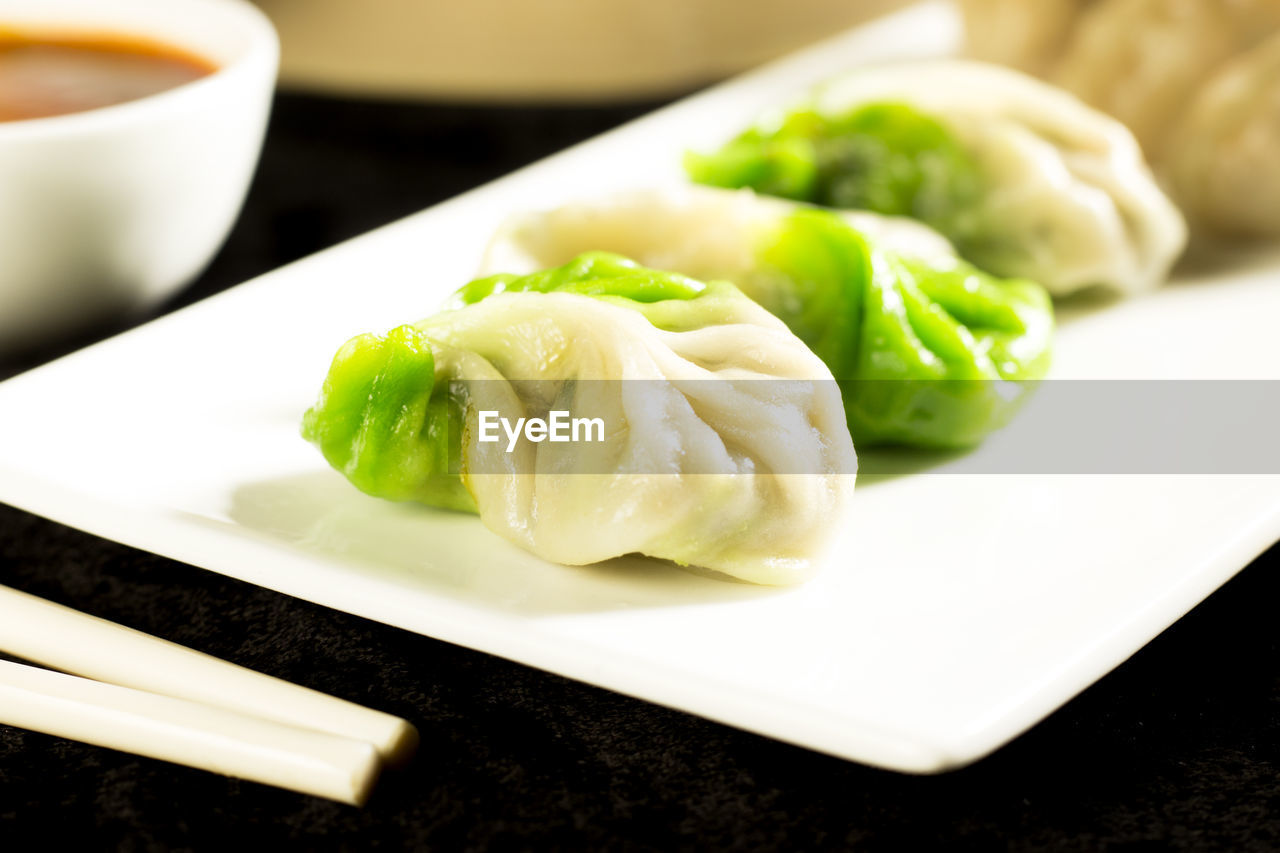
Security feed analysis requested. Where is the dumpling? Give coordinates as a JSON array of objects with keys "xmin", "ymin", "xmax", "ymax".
[
  {"xmin": 961, "ymin": 1, "xmax": 1280, "ymax": 240},
  {"xmin": 302, "ymin": 252, "xmax": 856, "ymax": 585},
  {"xmin": 960, "ymin": 0, "xmax": 1095, "ymax": 75},
  {"xmin": 481, "ymin": 184, "xmax": 956, "ymax": 284},
  {"xmin": 481, "ymin": 186, "xmax": 1054, "ymax": 448},
  {"xmin": 1163, "ymin": 31, "xmax": 1280, "ymax": 237},
  {"xmin": 685, "ymin": 60, "xmax": 1187, "ymax": 297},
  {"xmin": 1052, "ymin": 0, "xmax": 1280, "ymax": 160}
]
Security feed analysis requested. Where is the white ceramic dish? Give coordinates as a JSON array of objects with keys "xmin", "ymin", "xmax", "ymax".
[
  {"xmin": 0, "ymin": 0, "xmax": 277, "ymax": 354},
  {"xmin": 0, "ymin": 2, "xmax": 1278, "ymax": 772}
]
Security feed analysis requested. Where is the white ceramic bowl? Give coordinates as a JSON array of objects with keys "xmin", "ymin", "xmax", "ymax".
[{"xmin": 0, "ymin": 0, "xmax": 277, "ymax": 354}]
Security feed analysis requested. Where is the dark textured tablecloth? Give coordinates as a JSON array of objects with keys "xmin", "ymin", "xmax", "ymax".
[{"xmin": 1, "ymin": 93, "xmax": 1278, "ymax": 852}]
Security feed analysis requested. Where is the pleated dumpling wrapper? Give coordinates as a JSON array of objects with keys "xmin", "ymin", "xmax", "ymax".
[
  {"xmin": 971, "ymin": 0, "xmax": 1280, "ymax": 239},
  {"xmin": 958, "ymin": 0, "xmax": 1090, "ymax": 75},
  {"xmin": 1052, "ymin": 0, "xmax": 1280, "ymax": 162},
  {"xmin": 685, "ymin": 60, "xmax": 1186, "ymax": 297},
  {"xmin": 302, "ymin": 252, "xmax": 856, "ymax": 586},
  {"xmin": 481, "ymin": 186, "xmax": 1054, "ymax": 449},
  {"xmin": 1163, "ymin": 30, "xmax": 1280, "ymax": 238}
]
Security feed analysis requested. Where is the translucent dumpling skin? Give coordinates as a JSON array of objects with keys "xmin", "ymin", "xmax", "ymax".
[
  {"xmin": 961, "ymin": 0, "xmax": 1280, "ymax": 239},
  {"xmin": 959, "ymin": 0, "xmax": 1092, "ymax": 75},
  {"xmin": 1052, "ymin": 0, "xmax": 1280, "ymax": 161},
  {"xmin": 1164, "ymin": 31, "xmax": 1280, "ymax": 237},
  {"xmin": 303, "ymin": 252, "xmax": 856, "ymax": 585},
  {"xmin": 481, "ymin": 186, "xmax": 1054, "ymax": 448},
  {"xmin": 686, "ymin": 60, "xmax": 1187, "ymax": 297}
]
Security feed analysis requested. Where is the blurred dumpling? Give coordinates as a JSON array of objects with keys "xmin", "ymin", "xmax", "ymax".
[
  {"xmin": 483, "ymin": 186, "xmax": 1055, "ymax": 448},
  {"xmin": 686, "ymin": 60, "xmax": 1187, "ymax": 296},
  {"xmin": 1163, "ymin": 31, "xmax": 1280, "ymax": 237},
  {"xmin": 303, "ymin": 252, "xmax": 856, "ymax": 585},
  {"xmin": 960, "ymin": 0, "xmax": 1095, "ymax": 75},
  {"xmin": 481, "ymin": 184, "xmax": 955, "ymax": 282},
  {"xmin": 1052, "ymin": 0, "xmax": 1280, "ymax": 160}
]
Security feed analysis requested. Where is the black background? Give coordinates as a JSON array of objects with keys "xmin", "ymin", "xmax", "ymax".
[{"xmin": 1, "ymin": 92, "xmax": 1278, "ymax": 851}]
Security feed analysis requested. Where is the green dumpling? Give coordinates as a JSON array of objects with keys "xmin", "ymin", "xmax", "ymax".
[
  {"xmin": 684, "ymin": 60, "xmax": 1187, "ymax": 297},
  {"xmin": 302, "ymin": 252, "xmax": 729, "ymax": 513},
  {"xmin": 302, "ymin": 251, "xmax": 857, "ymax": 585},
  {"xmin": 481, "ymin": 186, "xmax": 1053, "ymax": 448}
]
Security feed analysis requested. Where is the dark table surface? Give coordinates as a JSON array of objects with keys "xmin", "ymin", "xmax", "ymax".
[{"xmin": 2, "ymin": 92, "xmax": 1278, "ymax": 852}]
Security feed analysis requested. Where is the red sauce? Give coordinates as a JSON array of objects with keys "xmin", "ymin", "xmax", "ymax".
[{"xmin": 0, "ymin": 30, "xmax": 216, "ymax": 122}]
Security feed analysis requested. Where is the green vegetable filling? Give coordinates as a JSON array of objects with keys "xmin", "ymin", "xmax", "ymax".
[
  {"xmin": 686, "ymin": 102, "xmax": 984, "ymax": 255},
  {"xmin": 751, "ymin": 208, "xmax": 1053, "ymax": 447}
]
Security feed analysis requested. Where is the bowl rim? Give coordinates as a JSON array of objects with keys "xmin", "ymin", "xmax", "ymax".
[{"xmin": 0, "ymin": 0, "xmax": 278, "ymax": 139}]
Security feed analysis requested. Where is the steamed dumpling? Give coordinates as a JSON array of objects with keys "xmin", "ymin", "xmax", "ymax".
[
  {"xmin": 960, "ymin": 0, "xmax": 1095, "ymax": 75},
  {"xmin": 1163, "ymin": 31, "xmax": 1280, "ymax": 237},
  {"xmin": 1052, "ymin": 0, "xmax": 1280, "ymax": 161},
  {"xmin": 481, "ymin": 185, "xmax": 955, "ymax": 283},
  {"xmin": 686, "ymin": 60, "xmax": 1187, "ymax": 297},
  {"xmin": 964, "ymin": 0, "xmax": 1280, "ymax": 239},
  {"xmin": 303, "ymin": 252, "xmax": 856, "ymax": 585},
  {"xmin": 482, "ymin": 186, "xmax": 1054, "ymax": 448}
]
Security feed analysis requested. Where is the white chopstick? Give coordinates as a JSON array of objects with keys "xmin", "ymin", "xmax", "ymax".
[
  {"xmin": 0, "ymin": 660, "xmax": 380, "ymax": 805},
  {"xmin": 0, "ymin": 584, "xmax": 417, "ymax": 764}
]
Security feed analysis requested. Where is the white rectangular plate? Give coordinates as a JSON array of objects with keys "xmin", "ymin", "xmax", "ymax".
[{"xmin": 2, "ymin": 2, "xmax": 1278, "ymax": 772}]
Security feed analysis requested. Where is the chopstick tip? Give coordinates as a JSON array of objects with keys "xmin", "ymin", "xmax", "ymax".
[{"xmin": 380, "ymin": 719, "xmax": 420, "ymax": 769}]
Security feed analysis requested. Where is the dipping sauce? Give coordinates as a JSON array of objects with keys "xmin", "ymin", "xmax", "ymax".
[{"xmin": 0, "ymin": 30, "xmax": 215, "ymax": 122}]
